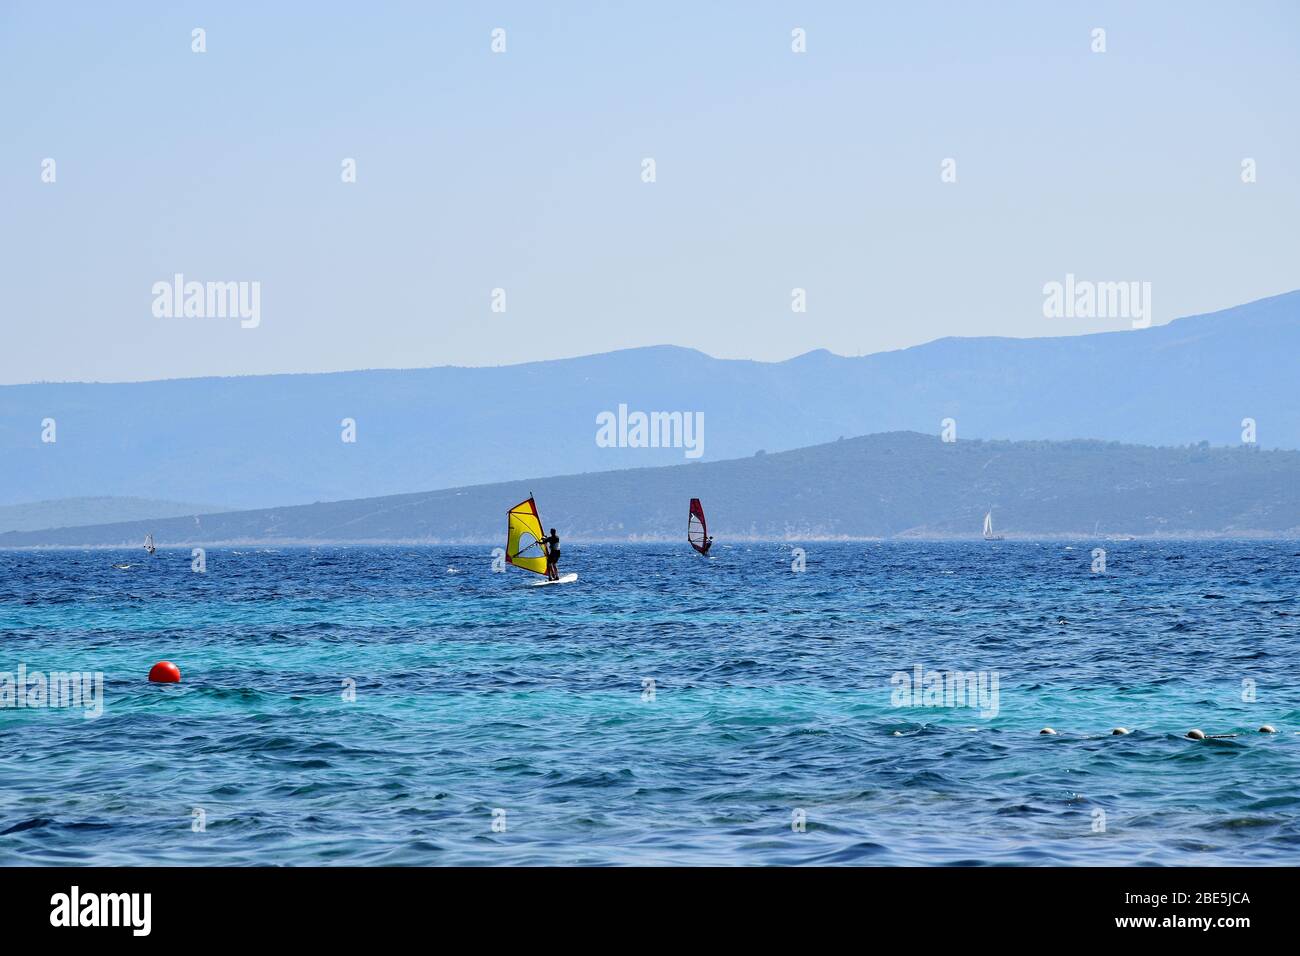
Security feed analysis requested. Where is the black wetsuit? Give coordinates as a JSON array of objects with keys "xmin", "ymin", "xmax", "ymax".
[{"xmin": 545, "ymin": 533, "xmax": 560, "ymax": 567}]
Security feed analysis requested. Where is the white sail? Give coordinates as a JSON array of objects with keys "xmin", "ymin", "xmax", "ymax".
[
  {"xmin": 144, "ymin": 533, "xmax": 155, "ymax": 551},
  {"xmin": 982, "ymin": 512, "xmax": 993, "ymax": 537}
]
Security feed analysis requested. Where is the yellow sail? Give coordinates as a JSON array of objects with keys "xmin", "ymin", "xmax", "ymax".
[{"xmin": 506, "ymin": 497, "xmax": 549, "ymax": 576}]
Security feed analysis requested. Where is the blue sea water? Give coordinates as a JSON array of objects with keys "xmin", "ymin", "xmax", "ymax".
[{"xmin": 1, "ymin": 541, "xmax": 1298, "ymax": 866}]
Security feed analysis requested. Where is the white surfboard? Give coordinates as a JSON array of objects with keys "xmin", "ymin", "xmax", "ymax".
[{"xmin": 530, "ymin": 572, "xmax": 578, "ymax": 587}]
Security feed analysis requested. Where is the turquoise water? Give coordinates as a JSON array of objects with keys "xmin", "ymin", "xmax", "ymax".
[{"xmin": 1, "ymin": 541, "xmax": 1298, "ymax": 865}]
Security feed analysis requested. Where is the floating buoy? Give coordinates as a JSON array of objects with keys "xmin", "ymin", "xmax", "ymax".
[
  {"xmin": 1039, "ymin": 727, "xmax": 1057, "ymax": 735},
  {"xmin": 148, "ymin": 661, "xmax": 181, "ymax": 683},
  {"xmin": 1111, "ymin": 727, "xmax": 1130, "ymax": 735},
  {"xmin": 1186, "ymin": 728, "xmax": 1206, "ymax": 740},
  {"xmin": 1259, "ymin": 725, "xmax": 1277, "ymax": 734}
]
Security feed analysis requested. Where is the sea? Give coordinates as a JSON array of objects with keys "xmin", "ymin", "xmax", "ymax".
[{"xmin": 1, "ymin": 541, "xmax": 1298, "ymax": 866}]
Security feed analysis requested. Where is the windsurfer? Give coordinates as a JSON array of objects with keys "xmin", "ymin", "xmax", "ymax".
[
  {"xmin": 687, "ymin": 499, "xmax": 710, "ymax": 556},
  {"xmin": 544, "ymin": 528, "xmax": 561, "ymax": 580}
]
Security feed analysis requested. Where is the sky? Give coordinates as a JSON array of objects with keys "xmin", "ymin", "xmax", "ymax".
[{"xmin": 1, "ymin": 0, "xmax": 1297, "ymax": 384}]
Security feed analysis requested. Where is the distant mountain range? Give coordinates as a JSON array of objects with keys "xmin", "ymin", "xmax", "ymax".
[
  {"xmin": 3, "ymin": 432, "xmax": 1296, "ymax": 547},
  {"xmin": 1, "ymin": 291, "xmax": 1296, "ymax": 510},
  {"xmin": 0, "ymin": 496, "xmax": 226, "ymax": 533}
]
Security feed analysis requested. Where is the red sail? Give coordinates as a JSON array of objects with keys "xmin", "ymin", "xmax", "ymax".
[{"xmin": 687, "ymin": 498, "xmax": 708, "ymax": 554}]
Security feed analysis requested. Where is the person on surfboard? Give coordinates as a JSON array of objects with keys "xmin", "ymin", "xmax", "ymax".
[
  {"xmin": 687, "ymin": 499, "xmax": 711, "ymax": 556},
  {"xmin": 544, "ymin": 528, "xmax": 561, "ymax": 580}
]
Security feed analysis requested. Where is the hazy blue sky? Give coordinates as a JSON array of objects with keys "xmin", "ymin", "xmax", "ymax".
[{"xmin": 2, "ymin": 1, "xmax": 1297, "ymax": 383}]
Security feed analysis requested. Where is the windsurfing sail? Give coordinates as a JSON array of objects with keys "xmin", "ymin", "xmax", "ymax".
[
  {"xmin": 688, "ymin": 498, "xmax": 708, "ymax": 554},
  {"xmin": 506, "ymin": 497, "xmax": 549, "ymax": 576},
  {"xmin": 143, "ymin": 533, "xmax": 156, "ymax": 552}
]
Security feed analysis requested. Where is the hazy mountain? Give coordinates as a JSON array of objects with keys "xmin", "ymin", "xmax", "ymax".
[
  {"xmin": 3, "ymin": 432, "xmax": 1296, "ymax": 547},
  {"xmin": 1, "ymin": 291, "xmax": 1296, "ymax": 509},
  {"xmin": 0, "ymin": 496, "xmax": 226, "ymax": 533}
]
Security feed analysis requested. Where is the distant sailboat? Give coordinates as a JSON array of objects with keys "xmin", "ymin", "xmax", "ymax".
[
  {"xmin": 143, "ymin": 533, "xmax": 157, "ymax": 555},
  {"xmin": 1095, "ymin": 520, "xmax": 1134, "ymax": 541},
  {"xmin": 982, "ymin": 512, "xmax": 1004, "ymax": 541},
  {"xmin": 687, "ymin": 498, "xmax": 712, "ymax": 555}
]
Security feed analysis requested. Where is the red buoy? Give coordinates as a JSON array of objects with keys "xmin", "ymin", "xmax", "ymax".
[{"xmin": 148, "ymin": 661, "xmax": 181, "ymax": 683}]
